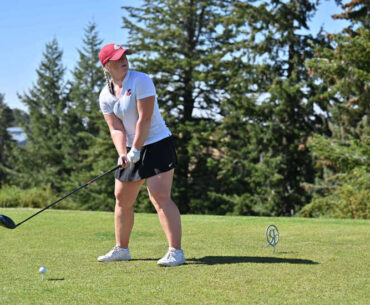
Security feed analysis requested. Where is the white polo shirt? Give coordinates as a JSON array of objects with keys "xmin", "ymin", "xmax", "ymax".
[{"xmin": 99, "ymin": 70, "xmax": 171, "ymax": 147}]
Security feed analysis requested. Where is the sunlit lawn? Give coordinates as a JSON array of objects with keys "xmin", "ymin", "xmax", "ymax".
[{"xmin": 0, "ymin": 208, "xmax": 369, "ymax": 304}]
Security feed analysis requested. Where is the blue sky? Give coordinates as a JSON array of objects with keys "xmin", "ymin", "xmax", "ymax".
[{"xmin": 0, "ymin": 0, "xmax": 349, "ymax": 112}]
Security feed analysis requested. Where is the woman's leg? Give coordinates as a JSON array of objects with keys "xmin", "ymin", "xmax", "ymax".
[
  {"xmin": 146, "ymin": 169, "xmax": 182, "ymax": 249},
  {"xmin": 114, "ymin": 178, "xmax": 144, "ymax": 248}
]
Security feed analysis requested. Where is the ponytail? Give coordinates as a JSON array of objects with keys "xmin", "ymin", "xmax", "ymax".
[{"xmin": 103, "ymin": 67, "xmax": 115, "ymax": 96}]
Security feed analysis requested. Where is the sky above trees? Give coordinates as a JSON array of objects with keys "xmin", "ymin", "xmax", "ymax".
[{"xmin": 1, "ymin": 0, "xmax": 349, "ymax": 111}]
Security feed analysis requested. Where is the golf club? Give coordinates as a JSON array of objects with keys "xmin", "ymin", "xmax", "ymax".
[{"xmin": 0, "ymin": 165, "xmax": 120, "ymax": 230}]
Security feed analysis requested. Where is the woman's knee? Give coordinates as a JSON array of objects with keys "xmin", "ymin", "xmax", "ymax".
[
  {"xmin": 116, "ymin": 199, "xmax": 134, "ymax": 210},
  {"xmin": 149, "ymin": 191, "xmax": 172, "ymax": 208},
  {"xmin": 115, "ymin": 191, "xmax": 134, "ymax": 209}
]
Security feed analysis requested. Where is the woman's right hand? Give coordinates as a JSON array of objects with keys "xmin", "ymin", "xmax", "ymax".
[{"xmin": 117, "ymin": 154, "xmax": 129, "ymax": 169}]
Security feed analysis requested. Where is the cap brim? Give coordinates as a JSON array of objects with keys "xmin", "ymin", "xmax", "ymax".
[{"xmin": 110, "ymin": 49, "xmax": 134, "ymax": 61}]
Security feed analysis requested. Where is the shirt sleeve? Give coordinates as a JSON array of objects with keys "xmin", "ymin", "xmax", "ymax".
[
  {"xmin": 99, "ymin": 88, "xmax": 113, "ymax": 114},
  {"xmin": 135, "ymin": 74, "xmax": 156, "ymax": 100}
]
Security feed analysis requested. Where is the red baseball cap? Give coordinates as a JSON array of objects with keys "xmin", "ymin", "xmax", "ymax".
[{"xmin": 99, "ymin": 44, "xmax": 133, "ymax": 66}]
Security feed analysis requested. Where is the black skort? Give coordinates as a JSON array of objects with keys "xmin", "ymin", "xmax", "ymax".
[{"xmin": 115, "ymin": 136, "xmax": 177, "ymax": 182}]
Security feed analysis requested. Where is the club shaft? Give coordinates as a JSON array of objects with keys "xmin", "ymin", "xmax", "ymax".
[{"xmin": 15, "ymin": 165, "xmax": 120, "ymax": 228}]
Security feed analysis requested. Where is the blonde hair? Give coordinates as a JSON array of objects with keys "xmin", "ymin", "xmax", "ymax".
[{"xmin": 103, "ymin": 67, "xmax": 115, "ymax": 96}]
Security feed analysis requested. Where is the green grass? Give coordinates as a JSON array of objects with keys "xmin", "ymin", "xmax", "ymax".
[{"xmin": 0, "ymin": 208, "xmax": 369, "ymax": 305}]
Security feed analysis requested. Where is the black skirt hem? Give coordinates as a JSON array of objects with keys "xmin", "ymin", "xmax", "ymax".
[{"xmin": 114, "ymin": 136, "xmax": 177, "ymax": 182}]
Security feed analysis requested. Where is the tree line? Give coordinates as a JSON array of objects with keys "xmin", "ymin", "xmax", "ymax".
[{"xmin": 0, "ymin": 0, "xmax": 368, "ymax": 218}]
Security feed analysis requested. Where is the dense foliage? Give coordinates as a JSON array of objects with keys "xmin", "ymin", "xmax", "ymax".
[
  {"xmin": 0, "ymin": 0, "xmax": 368, "ymax": 218},
  {"xmin": 302, "ymin": 0, "xmax": 369, "ymax": 218},
  {"xmin": 0, "ymin": 94, "xmax": 14, "ymax": 187}
]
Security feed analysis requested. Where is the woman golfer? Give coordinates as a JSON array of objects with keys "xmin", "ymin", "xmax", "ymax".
[{"xmin": 97, "ymin": 43, "xmax": 185, "ymax": 267}]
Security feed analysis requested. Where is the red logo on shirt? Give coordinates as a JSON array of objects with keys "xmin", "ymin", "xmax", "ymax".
[{"xmin": 126, "ymin": 89, "xmax": 132, "ymax": 96}]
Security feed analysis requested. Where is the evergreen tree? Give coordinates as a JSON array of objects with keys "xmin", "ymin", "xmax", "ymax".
[
  {"xmin": 300, "ymin": 132, "xmax": 369, "ymax": 218},
  {"xmin": 69, "ymin": 21, "xmax": 105, "ymax": 136},
  {"xmin": 64, "ymin": 22, "xmax": 118, "ymax": 211},
  {"xmin": 307, "ymin": 0, "xmax": 369, "ymax": 138},
  {"xmin": 214, "ymin": 0, "xmax": 328, "ymax": 215},
  {"xmin": 8, "ymin": 39, "xmax": 69, "ymax": 190},
  {"xmin": 302, "ymin": 0, "xmax": 369, "ymax": 218},
  {"xmin": 121, "ymin": 0, "xmax": 238, "ymax": 213},
  {"xmin": 11, "ymin": 108, "xmax": 30, "ymax": 127},
  {"xmin": 0, "ymin": 94, "xmax": 15, "ymax": 187},
  {"xmin": 333, "ymin": 0, "xmax": 369, "ymax": 27}
]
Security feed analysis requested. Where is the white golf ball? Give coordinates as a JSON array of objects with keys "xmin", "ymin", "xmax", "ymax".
[{"xmin": 39, "ymin": 266, "xmax": 47, "ymax": 273}]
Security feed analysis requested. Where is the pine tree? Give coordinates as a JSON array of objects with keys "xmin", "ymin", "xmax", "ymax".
[
  {"xmin": 62, "ymin": 22, "xmax": 119, "ymax": 211},
  {"xmin": 0, "ymin": 94, "xmax": 15, "ymax": 187},
  {"xmin": 69, "ymin": 22, "xmax": 105, "ymax": 136},
  {"xmin": 64, "ymin": 21, "xmax": 105, "ymax": 182},
  {"xmin": 214, "ymin": 0, "xmax": 328, "ymax": 215},
  {"xmin": 9, "ymin": 108, "xmax": 29, "ymax": 127},
  {"xmin": 301, "ymin": 0, "xmax": 369, "ymax": 218},
  {"xmin": 8, "ymin": 39, "xmax": 69, "ymax": 190},
  {"xmin": 307, "ymin": 0, "xmax": 369, "ymax": 138},
  {"xmin": 121, "ymin": 0, "xmax": 238, "ymax": 213},
  {"xmin": 333, "ymin": 0, "xmax": 369, "ymax": 26}
]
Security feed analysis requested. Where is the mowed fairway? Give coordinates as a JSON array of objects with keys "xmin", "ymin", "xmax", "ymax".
[{"xmin": 0, "ymin": 208, "xmax": 369, "ymax": 305}]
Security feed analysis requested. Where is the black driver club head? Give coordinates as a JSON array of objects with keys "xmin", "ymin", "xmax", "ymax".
[{"xmin": 0, "ymin": 215, "xmax": 16, "ymax": 229}]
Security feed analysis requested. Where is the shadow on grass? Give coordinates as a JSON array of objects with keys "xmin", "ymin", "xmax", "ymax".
[
  {"xmin": 130, "ymin": 256, "xmax": 318, "ymax": 265},
  {"xmin": 188, "ymin": 256, "xmax": 319, "ymax": 265}
]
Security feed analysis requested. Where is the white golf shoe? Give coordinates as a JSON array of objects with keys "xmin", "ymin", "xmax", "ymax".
[
  {"xmin": 97, "ymin": 246, "xmax": 131, "ymax": 262},
  {"xmin": 157, "ymin": 247, "xmax": 186, "ymax": 267}
]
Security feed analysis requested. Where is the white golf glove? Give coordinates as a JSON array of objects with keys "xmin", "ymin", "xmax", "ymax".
[{"xmin": 127, "ymin": 147, "xmax": 141, "ymax": 164}]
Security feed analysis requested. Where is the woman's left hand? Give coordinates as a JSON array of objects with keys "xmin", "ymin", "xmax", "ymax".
[{"xmin": 127, "ymin": 147, "xmax": 141, "ymax": 164}]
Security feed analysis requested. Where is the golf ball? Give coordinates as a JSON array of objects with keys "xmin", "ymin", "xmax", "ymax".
[{"xmin": 39, "ymin": 266, "xmax": 47, "ymax": 273}]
